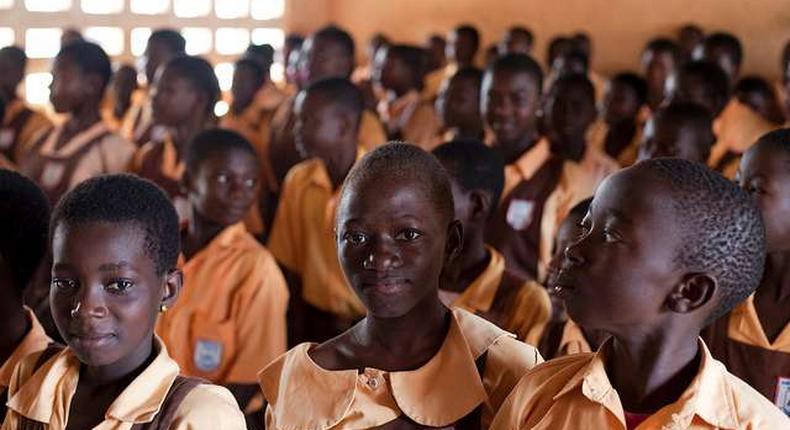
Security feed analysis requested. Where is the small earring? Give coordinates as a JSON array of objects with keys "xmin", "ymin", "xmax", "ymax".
[{"xmin": 159, "ymin": 303, "xmax": 168, "ymax": 313}]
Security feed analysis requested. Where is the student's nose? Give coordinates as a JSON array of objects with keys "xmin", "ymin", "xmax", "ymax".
[
  {"xmin": 563, "ymin": 238, "xmax": 586, "ymax": 267},
  {"xmin": 364, "ymin": 238, "xmax": 401, "ymax": 271},
  {"xmin": 72, "ymin": 284, "xmax": 109, "ymax": 319}
]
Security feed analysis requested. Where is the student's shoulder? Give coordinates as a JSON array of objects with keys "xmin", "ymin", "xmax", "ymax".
[
  {"xmin": 501, "ymin": 352, "xmax": 594, "ymax": 409},
  {"xmin": 454, "ymin": 309, "xmax": 542, "ymax": 368},
  {"xmin": 280, "ymin": 158, "xmax": 324, "ymax": 191},
  {"xmin": 720, "ymin": 367, "xmax": 790, "ymax": 426},
  {"xmin": 173, "ymin": 382, "xmax": 246, "ymax": 429}
]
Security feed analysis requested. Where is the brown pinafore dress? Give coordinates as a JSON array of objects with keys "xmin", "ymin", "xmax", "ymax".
[
  {"xmin": 0, "ymin": 106, "xmax": 36, "ymax": 163},
  {"xmin": 486, "ymin": 157, "xmax": 565, "ymax": 281},
  {"xmin": 15, "ymin": 345, "xmax": 207, "ymax": 430},
  {"xmin": 20, "ymin": 123, "xmax": 111, "ymax": 205}
]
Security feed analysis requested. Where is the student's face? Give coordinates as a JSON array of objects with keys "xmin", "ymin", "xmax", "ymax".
[
  {"xmin": 231, "ymin": 64, "xmax": 263, "ymax": 112},
  {"xmin": 642, "ymin": 50, "xmax": 675, "ymax": 104},
  {"xmin": 49, "ymin": 55, "xmax": 97, "ymax": 114},
  {"xmin": 554, "ymin": 170, "xmax": 684, "ymax": 331},
  {"xmin": 374, "ymin": 49, "xmax": 408, "ymax": 92},
  {"xmin": 294, "ymin": 92, "xmax": 352, "ymax": 165},
  {"xmin": 300, "ymin": 37, "xmax": 352, "ymax": 85},
  {"xmin": 603, "ymin": 81, "xmax": 639, "ymax": 125},
  {"xmin": 500, "ymin": 32, "xmax": 531, "ymax": 55},
  {"xmin": 187, "ymin": 149, "xmax": 260, "ymax": 227},
  {"xmin": 739, "ymin": 146, "xmax": 790, "ymax": 253},
  {"xmin": 436, "ymin": 76, "xmax": 480, "ymax": 130},
  {"xmin": 639, "ymin": 119, "xmax": 709, "ymax": 163},
  {"xmin": 336, "ymin": 177, "xmax": 459, "ymax": 318},
  {"xmin": 551, "ymin": 56, "xmax": 587, "ymax": 77},
  {"xmin": 448, "ymin": 31, "xmax": 475, "ymax": 65},
  {"xmin": 143, "ymin": 40, "xmax": 174, "ymax": 85},
  {"xmin": 482, "ymin": 70, "xmax": 540, "ymax": 145},
  {"xmin": 152, "ymin": 68, "xmax": 202, "ymax": 126},
  {"xmin": 50, "ymin": 222, "xmax": 178, "ymax": 368},
  {"xmin": 697, "ymin": 46, "xmax": 738, "ymax": 82},
  {"xmin": 546, "ymin": 212, "xmax": 585, "ymax": 290},
  {"xmin": 665, "ymin": 73, "xmax": 719, "ymax": 115},
  {"xmin": 0, "ymin": 53, "xmax": 23, "ymax": 100},
  {"xmin": 544, "ymin": 83, "xmax": 595, "ymax": 140}
]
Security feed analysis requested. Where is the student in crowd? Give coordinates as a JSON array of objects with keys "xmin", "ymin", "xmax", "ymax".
[
  {"xmin": 492, "ymin": 158, "xmax": 789, "ymax": 429},
  {"xmin": 105, "ymin": 64, "xmax": 139, "ymax": 130},
  {"xmin": 638, "ymin": 102, "xmax": 716, "ymax": 164},
  {"xmin": 18, "ymin": 41, "xmax": 135, "ymax": 205},
  {"xmin": 705, "ymin": 128, "xmax": 790, "ymax": 414},
  {"xmin": 260, "ymin": 143, "xmax": 544, "ymax": 429},
  {"xmin": 0, "ymin": 170, "xmax": 53, "ymax": 421},
  {"xmin": 640, "ymin": 38, "xmax": 680, "ymax": 112},
  {"xmin": 281, "ymin": 33, "xmax": 305, "ymax": 94},
  {"xmin": 2, "ymin": 175, "xmax": 246, "ymax": 429},
  {"xmin": 130, "ymin": 55, "xmax": 220, "ymax": 221},
  {"xmin": 499, "ymin": 26, "xmax": 534, "ymax": 56},
  {"xmin": 435, "ymin": 66, "xmax": 485, "ymax": 142},
  {"xmin": 694, "ymin": 32, "xmax": 743, "ymax": 84},
  {"xmin": 678, "ymin": 23, "xmax": 705, "ymax": 62},
  {"xmin": 423, "ymin": 33, "xmax": 448, "ymax": 101},
  {"xmin": 375, "ymin": 44, "xmax": 441, "ymax": 150},
  {"xmin": 446, "ymin": 23, "xmax": 481, "ymax": 75},
  {"xmin": 733, "ymin": 76, "xmax": 786, "ymax": 125},
  {"xmin": 433, "ymin": 138, "xmax": 551, "ymax": 345},
  {"xmin": 0, "ymin": 46, "xmax": 52, "ymax": 166},
  {"xmin": 589, "ymin": 72, "xmax": 648, "ymax": 166},
  {"xmin": 121, "ymin": 29, "xmax": 186, "ymax": 146}
]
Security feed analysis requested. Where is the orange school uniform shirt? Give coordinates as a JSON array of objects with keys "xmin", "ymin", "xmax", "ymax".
[
  {"xmin": 157, "ymin": 223, "xmax": 289, "ymax": 383},
  {"xmin": 0, "ymin": 98, "xmax": 52, "ymax": 163},
  {"xmin": 19, "ymin": 120, "xmax": 136, "ymax": 204},
  {"xmin": 259, "ymin": 308, "xmax": 544, "ymax": 430},
  {"xmin": 267, "ymin": 157, "xmax": 366, "ymax": 320},
  {"xmin": 446, "ymin": 246, "xmax": 551, "ymax": 346},
  {"xmin": 490, "ymin": 339, "xmax": 790, "ymax": 430},
  {"xmin": 0, "ymin": 308, "xmax": 51, "ymax": 407},
  {"xmin": 709, "ymin": 99, "xmax": 780, "ymax": 179},
  {"xmin": 377, "ymin": 90, "xmax": 442, "ymax": 151},
  {"xmin": 2, "ymin": 337, "xmax": 246, "ymax": 430}
]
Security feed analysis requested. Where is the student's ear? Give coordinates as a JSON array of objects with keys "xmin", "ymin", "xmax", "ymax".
[
  {"xmin": 161, "ymin": 268, "xmax": 183, "ymax": 309},
  {"xmin": 666, "ymin": 273, "xmax": 717, "ymax": 314},
  {"xmin": 444, "ymin": 219, "xmax": 464, "ymax": 265},
  {"xmin": 467, "ymin": 190, "xmax": 492, "ymax": 224},
  {"xmin": 84, "ymin": 73, "xmax": 105, "ymax": 100}
]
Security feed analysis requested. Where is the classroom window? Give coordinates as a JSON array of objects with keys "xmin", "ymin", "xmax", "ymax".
[
  {"xmin": 130, "ymin": 0, "xmax": 169, "ymax": 15},
  {"xmin": 182, "ymin": 27, "xmax": 212, "ymax": 55},
  {"xmin": 174, "ymin": 0, "xmax": 211, "ymax": 18},
  {"xmin": 214, "ymin": 100, "xmax": 229, "ymax": 116},
  {"xmin": 130, "ymin": 27, "xmax": 152, "ymax": 56},
  {"xmin": 251, "ymin": 27, "xmax": 284, "ymax": 49},
  {"xmin": 25, "ymin": 0, "xmax": 71, "ymax": 12},
  {"xmin": 215, "ymin": 0, "xmax": 248, "ymax": 19},
  {"xmin": 84, "ymin": 27, "xmax": 125, "ymax": 56},
  {"xmin": 270, "ymin": 62, "xmax": 283, "ymax": 82},
  {"xmin": 251, "ymin": 0, "xmax": 284, "ymax": 20},
  {"xmin": 215, "ymin": 28, "xmax": 249, "ymax": 55},
  {"xmin": 25, "ymin": 28, "xmax": 62, "ymax": 58},
  {"xmin": 81, "ymin": 0, "xmax": 123, "ymax": 14},
  {"xmin": 0, "ymin": 28, "xmax": 14, "ymax": 48},
  {"xmin": 25, "ymin": 72, "xmax": 52, "ymax": 105},
  {"xmin": 0, "ymin": 0, "xmax": 14, "ymax": 9},
  {"xmin": 214, "ymin": 62, "xmax": 234, "ymax": 91}
]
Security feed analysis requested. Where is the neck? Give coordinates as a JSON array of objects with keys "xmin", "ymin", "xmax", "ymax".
[
  {"xmin": 497, "ymin": 130, "xmax": 540, "ymax": 164},
  {"xmin": 65, "ymin": 103, "xmax": 102, "ymax": 135},
  {"xmin": 453, "ymin": 236, "xmax": 490, "ymax": 292},
  {"xmin": 550, "ymin": 133, "xmax": 587, "ymax": 162},
  {"xmin": 0, "ymin": 303, "xmax": 29, "ymax": 357},
  {"xmin": 184, "ymin": 211, "xmax": 226, "ymax": 259},
  {"xmin": 358, "ymin": 296, "xmax": 450, "ymax": 369},
  {"xmin": 759, "ymin": 250, "xmax": 790, "ymax": 302},
  {"xmin": 607, "ymin": 326, "xmax": 701, "ymax": 413}
]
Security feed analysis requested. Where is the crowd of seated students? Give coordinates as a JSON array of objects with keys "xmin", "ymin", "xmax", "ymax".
[{"xmin": 0, "ymin": 19, "xmax": 787, "ymax": 429}]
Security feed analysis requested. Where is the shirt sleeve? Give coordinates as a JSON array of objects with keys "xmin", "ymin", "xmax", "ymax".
[
  {"xmin": 170, "ymin": 383, "xmax": 247, "ymax": 429},
  {"xmin": 267, "ymin": 171, "xmax": 303, "ymax": 273},
  {"xmin": 403, "ymin": 104, "xmax": 442, "ymax": 151},
  {"xmin": 507, "ymin": 282, "xmax": 552, "ymax": 346},
  {"xmin": 481, "ymin": 337, "xmax": 544, "ymax": 428},
  {"xmin": 225, "ymin": 251, "xmax": 290, "ymax": 383}
]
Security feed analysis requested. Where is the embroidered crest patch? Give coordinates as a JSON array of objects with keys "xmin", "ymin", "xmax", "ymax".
[
  {"xmin": 194, "ymin": 339, "xmax": 223, "ymax": 372},
  {"xmin": 506, "ymin": 199, "xmax": 535, "ymax": 231},
  {"xmin": 776, "ymin": 377, "xmax": 790, "ymax": 415}
]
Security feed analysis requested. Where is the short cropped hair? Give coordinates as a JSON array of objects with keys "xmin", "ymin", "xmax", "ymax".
[
  {"xmin": 185, "ymin": 128, "xmax": 258, "ymax": 173},
  {"xmin": 432, "ymin": 138, "xmax": 505, "ymax": 216},
  {"xmin": 487, "ymin": 53, "xmax": 544, "ymax": 95}
]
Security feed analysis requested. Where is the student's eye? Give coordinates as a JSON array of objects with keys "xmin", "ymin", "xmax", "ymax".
[
  {"xmin": 395, "ymin": 228, "xmax": 423, "ymax": 242},
  {"xmin": 52, "ymin": 278, "xmax": 77, "ymax": 291},
  {"xmin": 244, "ymin": 178, "xmax": 257, "ymax": 188},
  {"xmin": 603, "ymin": 229, "xmax": 622, "ymax": 243},
  {"xmin": 216, "ymin": 174, "xmax": 229, "ymax": 184},
  {"xmin": 105, "ymin": 279, "xmax": 134, "ymax": 294},
  {"xmin": 343, "ymin": 231, "xmax": 368, "ymax": 245}
]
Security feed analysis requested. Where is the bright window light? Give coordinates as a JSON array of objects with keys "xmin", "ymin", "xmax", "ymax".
[
  {"xmin": 251, "ymin": 0, "xmax": 283, "ymax": 20},
  {"xmin": 251, "ymin": 28, "xmax": 284, "ymax": 49},
  {"xmin": 174, "ymin": 0, "xmax": 211, "ymax": 17},
  {"xmin": 270, "ymin": 62, "xmax": 284, "ymax": 82},
  {"xmin": 25, "ymin": 28, "xmax": 62, "ymax": 58},
  {"xmin": 182, "ymin": 27, "xmax": 212, "ymax": 55},
  {"xmin": 215, "ymin": 0, "xmax": 248, "ymax": 19},
  {"xmin": 25, "ymin": 72, "xmax": 52, "ymax": 105},
  {"xmin": 214, "ymin": 100, "xmax": 229, "ymax": 117},
  {"xmin": 130, "ymin": 0, "xmax": 169, "ymax": 15},
  {"xmin": 215, "ymin": 28, "xmax": 249, "ymax": 55},
  {"xmin": 0, "ymin": 28, "xmax": 14, "ymax": 48},
  {"xmin": 81, "ymin": 0, "xmax": 123, "ymax": 14},
  {"xmin": 0, "ymin": 0, "xmax": 14, "ymax": 9},
  {"xmin": 130, "ymin": 27, "xmax": 151, "ymax": 56},
  {"xmin": 214, "ymin": 62, "xmax": 234, "ymax": 91},
  {"xmin": 25, "ymin": 0, "xmax": 71, "ymax": 12},
  {"xmin": 84, "ymin": 27, "xmax": 124, "ymax": 56}
]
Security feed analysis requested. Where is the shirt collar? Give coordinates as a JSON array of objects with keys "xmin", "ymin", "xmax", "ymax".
[
  {"xmin": 39, "ymin": 120, "xmax": 109, "ymax": 158},
  {"xmin": 0, "ymin": 307, "xmax": 52, "ymax": 389},
  {"xmin": 557, "ymin": 319, "xmax": 593, "ymax": 356},
  {"xmin": 8, "ymin": 336, "xmax": 181, "ymax": 424},
  {"xmin": 260, "ymin": 308, "xmax": 508, "ymax": 429},
  {"xmin": 728, "ymin": 294, "xmax": 790, "ymax": 352},
  {"xmin": 451, "ymin": 246, "xmax": 505, "ymax": 313},
  {"xmin": 553, "ymin": 338, "xmax": 739, "ymax": 429}
]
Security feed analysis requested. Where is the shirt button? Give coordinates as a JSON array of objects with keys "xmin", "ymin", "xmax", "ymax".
[{"xmin": 367, "ymin": 376, "xmax": 380, "ymax": 389}]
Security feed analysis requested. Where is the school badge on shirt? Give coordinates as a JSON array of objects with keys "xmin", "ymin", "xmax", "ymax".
[
  {"xmin": 776, "ymin": 377, "xmax": 790, "ymax": 415},
  {"xmin": 506, "ymin": 199, "xmax": 535, "ymax": 231},
  {"xmin": 194, "ymin": 339, "xmax": 223, "ymax": 372}
]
